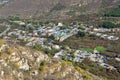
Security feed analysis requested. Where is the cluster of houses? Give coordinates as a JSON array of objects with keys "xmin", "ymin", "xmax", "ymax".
[
  {"xmin": 53, "ymin": 49, "xmax": 116, "ymax": 70},
  {"xmin": 84, "ymin": 27, "xmax": 119, "ymax": 41},
  {"xmin": 36, "ymin": 23, "xmax": 79, "ymax": 42},
  {"xmin": 88, "ymin": 31, "xmax": 119, "ymax": 41},
  {"xmin": 5, "ymin": 28, "xmax": 47, "ymax": 47}
]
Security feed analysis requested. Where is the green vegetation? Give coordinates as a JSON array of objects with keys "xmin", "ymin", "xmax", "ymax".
[
  {"xmin": 79, "ymin": 58, "xmax": 120, "ymax": 80},
  {"xmin": 8, "ymin": 16, "xmax": 20, "ymax": 21},
  {"xmin": 77, "ymin": 31, "xmax": 86, "ymax": 38},
  {"xmin": 0, "ymin": 40, "xmax": 4, "ymax": 47},
  {"xmin": 83, "ymin": 74, "xmax": 91, "ymax": 80},
  {"xmin": 104, "ymin": 6, "xmax": 120, "ymax": 17},
  {"xmin": 98, "ymin": 21, "xmax": 120, "ymax": 28},
  {"xmin": 80, "ymin": 46, "xmax": 106, "ymax": 53},
  {"xmin": 50, "ymin": 3, "xmax": 65, "ymax": 11},
  {"xmin": 0, "ymin": 26, "xmax": 7, "ymax": 33},
  {"xmin": 0, "ymin": 52, "xmax": 2, "ymax": 56},
  {"xmin": 39, "ymin": 60, "xmax": 46, "ymax": 72},
  {"xmin": 33, "ymin": 45, "xmax": 58, "ymax": 56},
  {"xmin": 80, "ymin": 48, "xmax": 93, "ymax": 53},
  {"xmin": 66, "ymin": 61, "xmax": 73, "ymax": 66},
  {"xmin": 75, "ymin": 66, "xmax": 84, "ymax": 73},
  {"xmin": 96, "ymin": 46, "xmax": 106, "ymax": 53},
  {"xmin": 7, "ymin": 48, "xmax": 13, "ymax": 54},
  {"xmin": 14, "ymin": 62, "xmax": 19, "ymax": 69},
  {"xmin": 0, "ymin": 18, "xmax": 5, "ymax": 23},
  {"xmin": 11, "ymin": 22, "xmax": 20, "ymax": 29}
]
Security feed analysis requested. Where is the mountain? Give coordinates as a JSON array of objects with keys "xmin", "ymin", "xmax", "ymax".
[{"xmin": 0, "ymin": 0, "xmax": 120, "ymax": 19}]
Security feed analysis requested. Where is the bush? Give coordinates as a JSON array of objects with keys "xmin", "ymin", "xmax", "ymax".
[{"xmin": 75, "ymin": 66, "xmax": 84, "ymax": 73}]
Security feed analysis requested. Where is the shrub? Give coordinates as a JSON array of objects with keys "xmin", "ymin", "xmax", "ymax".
[
  {"xmin": 104, "ymin": 6, "xmax": 120, "ymax": 17},
  {"xmin": 7, "ymin": 49, "xmax": 13, "ymax": 54},
  {"xmin": 0, "ymin": 52, "xmax": 2, "ymax": 56},
  {"xmin": 8, "ymin": 16, "xmax": 20, "ymax": 21},
  {"xmin": 98, "ymin": 22, "xmax": 117, "ymax": 28},
  {"xmin": 61, "ymin": 61, "xmax": 66, "ymax": 67},
  {"xmin": 39, "ymin": 66, "xmax": 45, "ymax": 72},
  {"xmin": 41, "ymin": 60, "xmax": 46, "ymax": 66},
  {"xmin": 75, "ymin": 66, "xmax": 84, "ymax": 73},
  {"xmin": 83, "ymin": 74, "xmax": 91, "ymax": 80},
  {"xmin": 14, "ymin": 63, "xmax": 19, "ymax": 69},
  {"xmin": 0, "ymin": 40, "xmax": 4, "ymax": 47},
  {"xmin": 39, "ymin": 60, "xmax": 46, "ymax": 72},
  {"xmin": 66, "ymin": 61, "xmax": 73, "ymax": 66}
]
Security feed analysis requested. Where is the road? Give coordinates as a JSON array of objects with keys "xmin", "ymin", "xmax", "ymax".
[{"xmin": 0, "ymin": 25, "xmax": 11, "ymax": 37}]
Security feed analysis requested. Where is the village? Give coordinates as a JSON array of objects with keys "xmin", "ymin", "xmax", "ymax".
[{"xmin": 0, "ymin": 19, "xmax": 120, "ymax": 73}]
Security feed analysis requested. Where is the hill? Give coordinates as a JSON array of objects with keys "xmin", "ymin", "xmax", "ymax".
[{"xmin": 0, "ymin": 0, "xmax": 120, "ymax": 19}]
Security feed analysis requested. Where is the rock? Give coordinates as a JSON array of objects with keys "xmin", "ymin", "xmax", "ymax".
[{"xmin": 19, "ymin": 59, "xmax": 30, "ymax": 71}]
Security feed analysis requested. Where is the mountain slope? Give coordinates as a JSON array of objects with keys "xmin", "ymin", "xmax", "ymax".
[
  {"xmin": 0, "ymin": 0, "xmax": 120, "ymax": 19},
  {"xmin": 0, "ymin": 41, "xmax": 103, "ymax": 80}
]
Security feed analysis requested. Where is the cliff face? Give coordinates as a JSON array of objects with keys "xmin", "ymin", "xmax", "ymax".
[
  {"xmin": 0, "ymin": 42, "xmax": 103, "ymax": 80},
  {"xmin": 0, "ymin": 0, "xmax": 120, "ymax": 19}
]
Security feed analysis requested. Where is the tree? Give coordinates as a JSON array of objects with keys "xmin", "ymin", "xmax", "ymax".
[
  {"xmin": 99, "ymin": 22, "xmax": 116, "ymax": 28},
  {"xmin": 77, "ymin": 31, "xmax": 86, "ymax": 37}
]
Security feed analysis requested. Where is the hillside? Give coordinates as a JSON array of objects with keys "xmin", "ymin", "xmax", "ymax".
[
  {"xmin": 0, "ymin": 0, "xmax": 120, "ymax": 19},
  {"xmin": 0, "ymin": 41, "xmax": 103, "ymax": 80}
]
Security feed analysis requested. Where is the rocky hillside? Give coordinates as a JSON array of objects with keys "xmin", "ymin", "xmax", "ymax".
[
  {"xmin": 0, "ymin": 0, "xmax": 120, "ymax": 19},
  {"xmin": 0, "ymin": 40, "xmax": 104, "ymax": 80}
]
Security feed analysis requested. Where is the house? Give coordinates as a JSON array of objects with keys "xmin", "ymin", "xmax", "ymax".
[
  {"xmin": 112, "ymin": 28, "xmax": 120, "ymax": 33},
  {"xmin": 57, "ymin": 23, "xmax": 63, "ymax": 27},
  {"xmin": 52, "ymin": 45, "xmax": 60, "ymax": 50},
  {"xmin": 12, "ymin": 21, "xmax": 25, "ymax": 26},
  {"xmin": 107, "ymin": 36, "xmax": 119, "ymax": 40},
  {"xmin": 96, "ymin": 33, "xmax": 102, "ymax": 37},
  {"xmin": 54, "ymin": 50, "xmax": 65, "ymax": 58},
  {"xmin": 93, "ymin": 28, "xmax": 111, "ymax": 32},
  {"xmin": 101, "ymin": 34, "xmax": 108, "ymax": 39},
  {"xmin": 26, "ymin": 42, "xmax": 35, "ymax": 46},
  {"xmin": 115, "ymin": 58, "xmax": 120, "ymax": 61}
]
